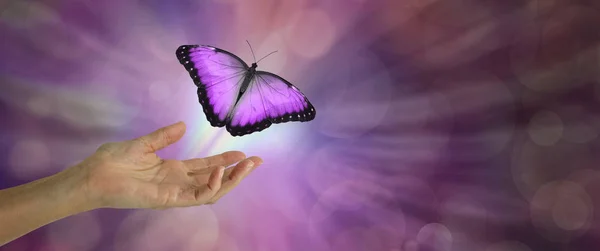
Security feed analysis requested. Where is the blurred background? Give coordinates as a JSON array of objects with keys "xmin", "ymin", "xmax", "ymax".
[{"xmin": 1, "ymin": 0, "xmax": 600, "ymax": 250}]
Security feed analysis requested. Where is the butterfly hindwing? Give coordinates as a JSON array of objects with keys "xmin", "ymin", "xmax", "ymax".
[
  {"xmin": 225, "ymin": 71, "xmax": 316, "ymax": 136},
  {"xmin": 225, "ymin": 80, "xmax": 272, "ymax": 136},
  {"xmin": 255, "ymin": 72, "xmax": 316, "ymax": 123},
  {"xmin": 176, "ymin": 45, "xmax": 248, "ymax": 127}
]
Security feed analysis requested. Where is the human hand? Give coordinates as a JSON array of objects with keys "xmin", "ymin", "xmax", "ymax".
[{"xmin": 67, "ymin": 121, "xmax": 262, "ymax": 209}]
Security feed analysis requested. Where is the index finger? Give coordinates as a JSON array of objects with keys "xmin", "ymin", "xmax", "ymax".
[{"xmin": 183, "ymin": 151, "xmax": 246, "ymax": 171}]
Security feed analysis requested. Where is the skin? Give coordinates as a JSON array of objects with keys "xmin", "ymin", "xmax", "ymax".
[{"xmin": 0, "ymin": 121, "xmax": 262, "ymax": 246}]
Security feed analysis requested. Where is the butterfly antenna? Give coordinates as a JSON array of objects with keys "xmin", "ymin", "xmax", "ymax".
[
  {"xmin": 246, "ymin": 40, "xmax": 257, "ymax": 63},
  {"xmin": 256, "ymin": 50, "xmax": 279, "ymax": 64}
]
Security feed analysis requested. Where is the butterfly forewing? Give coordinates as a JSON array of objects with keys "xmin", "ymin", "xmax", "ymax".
[{"xmin": 176, "ymin": 45, "xmax": 248, "ymax": 127}]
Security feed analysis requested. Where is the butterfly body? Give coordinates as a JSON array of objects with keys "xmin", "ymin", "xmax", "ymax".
[
  {"xmin": 236, "ymin": 63, "xmax": 257, "ymax": 100},
  {"xmin": 176, "ymin": 45, "xmax": 316, "ymax": 137}
]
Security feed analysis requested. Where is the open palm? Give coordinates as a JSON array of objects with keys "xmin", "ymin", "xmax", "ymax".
[{"xmin": 74, "ymin": 122, "xmax": 262, "ymax": 209}]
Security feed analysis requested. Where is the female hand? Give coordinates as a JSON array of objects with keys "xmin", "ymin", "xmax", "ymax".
[{"xmin": 70, "ymin": 121, "xmax": 262, "ymax": 209}]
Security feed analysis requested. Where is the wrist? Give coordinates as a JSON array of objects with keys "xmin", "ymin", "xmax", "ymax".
[{"xmin": 52, "ymin": 165, "xmax": 102, "ymax": 213}]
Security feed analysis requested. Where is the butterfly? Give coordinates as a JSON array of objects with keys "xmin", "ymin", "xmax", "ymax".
[{"xmin": 176, "ymin": 43, "xmax": 316, "ymax": 136}]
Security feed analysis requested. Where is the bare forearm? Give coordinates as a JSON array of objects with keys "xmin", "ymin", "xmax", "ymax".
[{"xmin": 0, "ymin": 167, "xmax": 94, "ymax": 246}]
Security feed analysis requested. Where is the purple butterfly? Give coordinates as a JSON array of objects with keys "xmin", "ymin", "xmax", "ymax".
[{"xmin": 176, "ymin": 43, "xmax": 316, "ymax": 136}]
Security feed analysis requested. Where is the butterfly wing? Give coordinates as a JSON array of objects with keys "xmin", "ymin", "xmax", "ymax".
[
  {"xmin": 176, "ymin": 45, "xmax": 249, "ymax": 127},
  {"xmin": 226, "ymin": 71, "xmax": 316, "ymax": 136}
]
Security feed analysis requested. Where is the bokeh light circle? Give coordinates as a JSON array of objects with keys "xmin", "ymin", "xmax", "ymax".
[
  {"xmin": 416, "ymin": 223, "xmax": 453, "ymax": 251},
  {"xmin": 527, "ymin": 110, "xmax": 563, "ymax": 146},
  {"xmin": 286, "ymin": 8, "xmax": 337, "ymax": 59},
  {"xmin": 530, "ymin": 181, "xmax": 594, "ymax": 242}
]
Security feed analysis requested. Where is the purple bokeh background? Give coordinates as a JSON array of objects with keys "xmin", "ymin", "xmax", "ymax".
[{"xmin": 1, "ymin": 0, "xmax": 600, "ymax": 250}]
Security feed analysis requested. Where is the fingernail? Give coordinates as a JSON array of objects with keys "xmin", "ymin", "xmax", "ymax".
[{"xmin": 246, "ymin": 161, "xmax": 255, "ymax": 169}]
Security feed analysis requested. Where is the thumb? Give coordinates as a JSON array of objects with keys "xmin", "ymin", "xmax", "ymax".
[{"xmin": 136, "ymin": 121, "xmax": 187, "ymax": 153}]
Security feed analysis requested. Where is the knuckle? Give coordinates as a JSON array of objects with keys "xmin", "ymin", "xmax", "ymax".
[
  {"xmin": 135, "ymin": 137, "xmax": 156, "ymax": 152},
  {"xmin": 136, "ymin": 137, "xmax": 150, "ymax": 148},
  {"xmin": 160, "ymin": 129, "xmax": 172, "ymax": 144}
]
